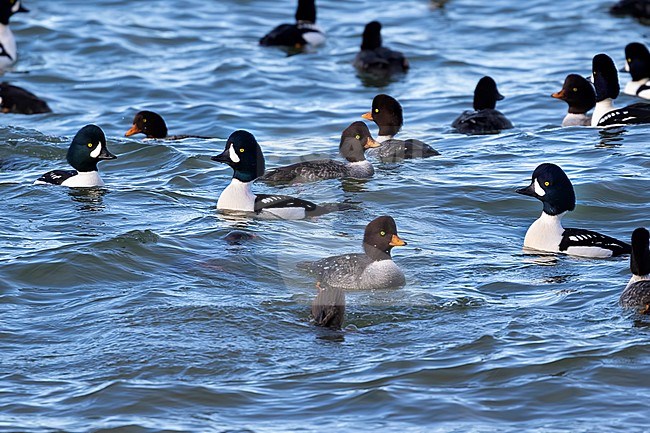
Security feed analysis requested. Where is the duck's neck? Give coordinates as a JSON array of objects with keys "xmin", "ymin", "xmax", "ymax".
[
  {"xmin": 523, "ymin": 211, "xmax": 565, "ymax": 253},
  {"xmin": 217, "ymin": 178, "xmax": 256, "ymax": 212},
  {"xmin": 562, "ymin": 112, "xmax": 591, "ymax": 127},
  {"xmin": 591, "ymin": 98, "xmax": 615, "ymax": 127},
  {"xmin": 377, "ymin": 134, "xmax": 393, "ymax": 143}
]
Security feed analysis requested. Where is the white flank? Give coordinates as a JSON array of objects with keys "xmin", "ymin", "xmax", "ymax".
[
  {"xmin": 624, "ymin": 79, "xmax": 648, "ymax": 96},
  {"xmin": 561, "ymin": 113, "xmax": 591, "ymax": 127},
  {"xmin": 301, "ymin": 29, "xmax": 326, "ymax": 46},
  {"xmin": 62, "ymin": 171, "xmax": 105, "ymax": 187},
  {"xmin": 591, "ymin": 99, "xmax": 615, "ymax": 127},
  {"xmin": 523, "ymin": 212, "xmax": 565, "ymax": 254}
]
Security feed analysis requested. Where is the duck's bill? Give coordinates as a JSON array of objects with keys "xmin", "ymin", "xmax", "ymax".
[
  {"xmin": 98, "ymin": 148, "xmax": 117, "ymax": 160},
  {"xmin": 364, "ymin": 136, "xmax": 381, "ymax": 148},
  {"xmin": 389, "ymin": 234, "xmax": 407, "ymax": 247},
  {"xmin": 211, "ymin": 151, "xmax": 230, "ymax": 163},
  {"xmin": 124, "ymin": 125, "xmax": 141, "ymax": 137},
  {"xmin": 515, "ymin": 183, "xmax": 536, "ymax": 197},
  {"xmin": 361, "ymin": 112, "xmax": 374, "ymax": 120},
  {"xmin": 551, "ymin": 89, "xmax": 566, "ymax": 99}
]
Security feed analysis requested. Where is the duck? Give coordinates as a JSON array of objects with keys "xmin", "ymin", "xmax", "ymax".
[
  {"xmin": 124, "ymin": 110, "xmax": 210, "ymax": 140},
  {"xmin": 0, "ymin": 0, "xmax": 27, "ymax": 70},
  {"xmin": 298, "ymin": 215, "xmax": 407, "ymax": 290},
  {"xmin": 311, "ymin": 284, "xmax": 345, "ymax": 330},
  {"xmin": 212, "ymin": 130, "xmax": 338, "ymax": 219},
  {"xmin": 451, "ymin": 76, "xmax": 513, "ymax": 134},
  {"xmin": 361, "ymin": 94, "xmax": 439, "ymax": 161},
  {"xmin": 259, "ymin": 0, "xmax": 325, "ymax": 48},
  {"xmin": 621, "ymin": 42, "xmax": 650, "ymax": 99},
  {"xmin": 610, "ymin": 0, "xmax": 650, "ymax": 21},
  {"xmin": 34, "ymin": 125, "xmax": 117, "ymax": 187},
  {"xmin": 591, "ymin": 53, "xmax": 650, "ymax": 127},
  {"xmin": 0, "ymin": 82, "xmax": 51, "ymax": 114},
  {"xmin": 620, "ymin": 227, "xmax": 650, "ymax": 314},
  {"xmin": 353, "ymin": 21, "xmax": 409, "ymax": 78},
  {"xmin": 259, "ymin": 122, "xmax": 379, "ymax": 184},
  {"xmin": 551, "ymin": 74, "xmax": 596, "ymax": 127},
  {"xmin": 515, "ymin": 163, "xmax": 630, "ymax": 258}
]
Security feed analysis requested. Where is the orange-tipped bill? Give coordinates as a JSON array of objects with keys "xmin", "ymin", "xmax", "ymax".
[
  {"xmin": 551, "ymin": 89, "xmax": 566, "ymax": 100},
  {"xmin": 125, "ymin": 124, "xmax": 141, "ymax": 137},
  {"xmin": 362, "ymin": 111, "xmax": 374, "ymax": 120},
  {"xmin": 389, "ymin": 234, "xmax": 406, "ymax": 247},
  {"xmin": 364, "ymin": 136, "xmax": 381, "ymax": 149}
]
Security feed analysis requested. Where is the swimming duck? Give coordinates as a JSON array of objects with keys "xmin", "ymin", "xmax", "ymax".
[
  {"xmin": 591, "ymin": 53, "xmax": 650, "ymax": 127},
  {"xmin": 212, "ymin": 130, "xmax": 335, "ymax": 219},
  {"xmin": 610, "ymin": 0, "xmax": 650, "ymax": 21},
  {"xmin": 621, "ymin": 42, "xmax": 650, "ymax": 99},
  {"xmin": 0, "ymin": 82, "xmax": 51, "ymax": 114},
  {"xmin": 34, "ymin": 125, "xmax": 116, "ymax": 187},
  {"xmin": 124, "ymin": 110, "xmax": 210, "ymax": 140},
  {"xmin": 0, "ymin": 0, "xmax": 27, "ymax": 70},
  {"xmin": 362, "ymin": 94, "xmax": 439, "ymax": 161},
  {"xmin": 620, "ymin": 227, "xmax": 650, "ymax": 314},
  {"xmin": 353, "ymin": 21, "xmax": 409, "ymax": 78},
  {"xmin": 260, "ymin": 121, "xmax": 379, "ymax": 184},
  {"xmin": 451, "ymin": 76, "xmax": 513, "ymax": 134},
  {"xmin": 299, "ymin": 215, "xmax": 407, "ymax": 290},
  {"xmin": 311, "ymin": 283, "xmax": 345, "ymax": 329},
  {"xmin": 516, "ymin": 163, "xmax": 630, "ymax": 258},
  {"xmin": 259, "ymin": 0, "xmax": 325, "ymax": 48},
  {"xmin": 551, "ymin": 74, "xmax": 595, "ymax": 127}
]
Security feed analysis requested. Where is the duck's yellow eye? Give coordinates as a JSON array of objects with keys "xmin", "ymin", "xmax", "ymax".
[
  {"xmin": 355, "ymin": 134, "xmax": 361, "ymax": 140},
  {"xmin": 593, "ymin": 71, "xmax": 597, "ymax": 75},
  {"xmin": 544, "ymin": 181, "xmax": 550, "ymax": 187},
  {"xmin": 380, "ymin": 230, "xmax": 386, "ymax": 236},
  {"xmin": 143, "ymin": 118, "xmax": 147, "ymax": 123},
  {"xmin": 572, "ymin": 87, "xmax": 577, "ymax": 92},
  {"xmin": 239, "ymin": 148, "xmax": 244, "ymax": 153},
  {"xmin": 374, "ymin": 108, "xmax": 379, "ymax": 113},
  {"xmin": 628, "ymin": 58, "xmax": 632, "ymax": 63},
  {"xmin": 87, "ymin": 143, "xmax": 93, "ymax": 148}
]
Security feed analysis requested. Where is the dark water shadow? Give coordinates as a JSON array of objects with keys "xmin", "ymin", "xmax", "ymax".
[
  {"xmin": 68, "ymin": 187, "xmax": 109, "ymax": 212},
  {"xmin": 597, "ymin": 127, "xmax": 626, "ymax": 148}
]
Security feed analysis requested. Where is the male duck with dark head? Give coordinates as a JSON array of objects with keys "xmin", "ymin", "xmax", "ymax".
[
  {"xmin": 213, "ymin": 130, "xmax": 334, "ymax": 219},
  {"xmin": 620, "ymin": 228, "xmax": 650, "ymax": 314},
  {"xmin": 125, "ymin": 110, "xmax": 212, "ymax": 140},
  {"xmin": 516, "ymin": 163, "xmax": 630, "ymax": 258},
  {"xmin": 621, "ymin": 42, "xmax": 650, "ymax": 99},
  {"xmin": 299, "ymin": 216, "xmax": 407, "ymax": 290},
  {"xmin": 260, "ymin": 121, "xmax": 379, "ymax": 184},
  {"xmin": 0, "ymin": 0, "xmax": 27, "ymax": 70},
  {"xmin": 259, "ymin": 0, "xmax": 325, "ymax": 49},
  {"xmin": 362, "ymin": 94, "xmax": 439, "ymax": 161},
  {"xmin": 0, "ymin": 82, "xmax": 51, "ymax": 114},
  {"xmin": 551, "ymin": 74, "xmax": 596, "ymax": 127},
  {"xmin": 354, "ymin": 21, "xmax": 409, "ymax": 78},
  {"xmin": 451, "ymin": 76, "xmax": 513, "ymax": 134},
  {"xmin": 591, "ymin": 53, "xmax": 650, "ymax": 127},
  {"xmin": 34, "ymin": 125, "xmax": 117, "ymax": 187}
]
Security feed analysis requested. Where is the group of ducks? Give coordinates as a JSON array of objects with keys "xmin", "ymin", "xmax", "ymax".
[{"xmin": 8, "ymin": 0, "xmax": 650, "ymax": 329}]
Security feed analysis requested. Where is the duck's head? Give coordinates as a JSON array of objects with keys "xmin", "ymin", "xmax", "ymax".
[
  {"xmin": 339, "ymin": 121, "xmax": 379, "ymax": 162},
  {"xmin": 631, "ymin": 227, "xmax": 650, "ymax": 276},
  {"xmin": 295, "ymin": 0, "xmax": 316, "ymax": 24},
  {"xmin": 363, "ymin": 215, "xmax": 407, "ymax": 260},
  {"xmin": 551, "ymin": 74, "xmax": 596, "ymax": 115},
  {"xmin": 592, "ymin": 53, "xmax": 620, "ymax": 102},
  {"xmin": 211, "ymin": 130, "xmax": 265, "ymax": 182},
  {"xmin": 516, "ymin": 163, "xmax": 575, "ymax": 216},
  {"xmin": 623, "ymin": 42, "xmax": 650, "ymax": 81},
  {"xmin": 125, "ymin": 110, "xmax": 168, "ymax": 139},
  {"xmin": 360, "ymin": 21, "xmax": 382, "ymax": 51},
  {"xmin": 473, "ymin": 76, "xmax": 505, "ymax": 110},
  {"xmin": 67, "ymin": 125, "xmax": 116, "ymax": 172},
  {"xmin": 362, "ymin": 93, "xmax": 403, "ymax": 137},
  {"xmin": 0, "ymin": 0, "xmax": 28, "ymax": 26}
]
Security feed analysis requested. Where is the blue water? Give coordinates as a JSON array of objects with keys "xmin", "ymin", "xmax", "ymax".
[{"xmin": 2, "ymin": 0, "xmax": 650, "ymax": 431}]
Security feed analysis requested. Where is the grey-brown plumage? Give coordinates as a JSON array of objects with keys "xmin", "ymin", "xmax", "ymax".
[
  {"xmin": 260, "ymin": 121, "xmax": 378, "ymax": 184},
  {"xmin": 620, "ymin": 227, "xmax": 650, "ymax": 314},
  {"xmin": 311, "ymin": 284, "xmax": 345, "ymax": 329}
]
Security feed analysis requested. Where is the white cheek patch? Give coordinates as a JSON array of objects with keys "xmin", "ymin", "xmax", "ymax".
[
  {"xmin": 533, "ymin": 179, "xmax": 546, "ymax": 196},
  {"xmin": 90, "ymin": 142, "xmax": 102, "ymax": 158},
  {"xmin": 11, "ymin": 1, "xmax": 20, "ymax": 13},
  {"xmin": 625, "ymin": 62, "xmax": 630, "ymax": 72},
  {"xmin": 228, "ymin": 145, "xmax": 240, "ymax": 163}
]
